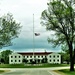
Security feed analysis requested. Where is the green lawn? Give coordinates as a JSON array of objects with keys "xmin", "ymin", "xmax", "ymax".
[
  {"xmin": 56, "ymin": 69, "xmax": 75, "ymax": 75},
  {"xmin": 0, "ymin": 64, "xmax": 69, "ymax": 68},
  {"xmin": 0, "ymin": 70, "xmax": 5, "ymax": 73}
]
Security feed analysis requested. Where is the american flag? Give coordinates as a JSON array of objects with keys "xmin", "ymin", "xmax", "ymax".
[{"xmin": 34, "ymin": 33, "xmax": 40, "ymax": 36}]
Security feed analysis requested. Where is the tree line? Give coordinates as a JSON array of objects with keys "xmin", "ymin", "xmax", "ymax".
[
  {"xmin": 0, "ymin": 13, "xmax": 21, "ymax": 63},
  {"xmin": 0, "ymin": 50, "xmax": 12, "ymax": 64}
]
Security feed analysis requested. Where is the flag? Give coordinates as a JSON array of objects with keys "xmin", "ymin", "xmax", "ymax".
[{"xmin": 34, "ymin": 33, "xmax": 40, "ymax": 36}]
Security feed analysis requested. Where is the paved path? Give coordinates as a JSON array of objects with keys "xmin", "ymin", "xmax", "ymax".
[
  {"xmin": 0, "ymin": 70, "xmax": 60, "ymax": 75},
  {"xmin": 0, "ymin": 67, "xmax": 70, "ymax": 75},
  {"xmin": 0, "ymin": 70, "xmax": 53, "ymax": 75}
]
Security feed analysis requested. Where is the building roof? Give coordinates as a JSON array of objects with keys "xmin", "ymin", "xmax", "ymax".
[
  {"xmin": 9, "ymin": 52, "xmax": 22, "ymax": 56},
  {"xmin": 18, "ymin": 52, "xmax": 52, "ymax": 56}
]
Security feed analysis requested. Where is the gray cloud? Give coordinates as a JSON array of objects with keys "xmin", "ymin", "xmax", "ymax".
[
  {"xmin": 1, "ymin": 37, "xmax": 61, "ymax": 52},
  {"xmin": 0, "ymin": 0, "xmax": 61, "ymax": 52}
]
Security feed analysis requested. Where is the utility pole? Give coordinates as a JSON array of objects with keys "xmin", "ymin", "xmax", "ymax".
[{"xmin": 33, "ymin": 14, "xmax": 35, "ymax": 62}]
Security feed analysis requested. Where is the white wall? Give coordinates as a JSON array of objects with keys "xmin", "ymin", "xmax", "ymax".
[
  {"xmin": 47, "ymin": 53, "xmax": 61, "ymax": 64},
  {"xmin": 9, "ymin": 52, "xmax": 61, "ymax": 64},
  {"xmin": 23, "ymin": 55, "xmax": 46, "ymax": 63},
  {"xmin": 9, "ymin": 53, "xmax": 23, "ymax": 64}
]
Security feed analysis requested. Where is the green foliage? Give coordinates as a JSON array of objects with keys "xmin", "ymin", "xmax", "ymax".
[
  {"xmin": 0, "ymin": 70, "xmax": 5, "ymax": 73},
  {"xmin": 41, "ymin": 0, "xmax": 75, "ymax": 71},
  {"xmin": 0, "ymin": 13, "xmax": 21, "ymax": 48},
  {"xmin": 23, "ymin": 59, "xmax": 28, "ymax": 63},
  {"xmin": 59, "ymin": 69, "xmax": 75, "ymax": 75},
  {"xmin": 61, "ymin": 44, "xmax": 75, "ymax": 64},
  {"xmin": 0, "ymin": 58, "xmax": 4, "ymax": 63},
  {"xmin": 1, "ymin": 50, "xmax": 12, "ymax": 64},
  {"xmin": 60, "ymin": 52, "xmax": 70, "ymax": 64},
  {"xmin": 61, "ymin": 44, "xmax": 69, "ymax": 54},
  {"xmin": 41, "ymin": 0, "xmax": 75, "ymax": 46},
  {"xmin": 41, "ymin": 57, "xmax": 47, "ymax": 63}
]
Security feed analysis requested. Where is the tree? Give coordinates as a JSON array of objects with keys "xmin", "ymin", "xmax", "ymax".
[
  {"xmin": 41, "ymin": 57, "xmax": 47, "ymax": 63},
  {"xmin": 23, "ymin": 58, "xmax": 28, "ymax": 63},
  {"xmin": 41, "ymin": 0, "xmax": 75, "ymax": 71},
  {"xmin": 0, "ymin": 13, "xmax": 21, "ymax": 48},
  {"xmin": 1, "ymin": 50, "xmax": 12, "ymax": 64},
  {"xmin": 0, "ymin": 58, "xmax": 4, "ymax": 63},
  {"xmin": 60, "ymin": 44, "xmax": 70, "ymax": 64}
]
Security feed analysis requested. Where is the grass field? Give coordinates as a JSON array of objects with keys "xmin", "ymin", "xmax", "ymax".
[
  {"xmin": 0, "ymin": 70, "xmax": 5, "ymax": 73},
  {"xmin": 56, "ymin": 69, "xmax": 75, "ymax": 75},
  {"xmin": 0, "ymin": 64, "xmax": 69, "ymax": 68}
]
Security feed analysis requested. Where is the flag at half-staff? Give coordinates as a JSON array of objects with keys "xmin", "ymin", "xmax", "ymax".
[{"xmin": 34, "ymin": 33, "xmax": 40, "ymax": 36}]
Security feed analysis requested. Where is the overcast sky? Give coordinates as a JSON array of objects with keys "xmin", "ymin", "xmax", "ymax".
[{"xmin": 0, "ymin": 0, "xmax": 61, "ymax": 52}]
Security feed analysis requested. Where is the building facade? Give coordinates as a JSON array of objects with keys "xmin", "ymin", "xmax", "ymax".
[
  {"xmin": 9, "ymin": 53, "xmax": 23, "ymax": 64},
  {"xmin": 47, "ymin": 53, "xmax": 61, "ymax": 64},
  {"xmin": 18, "ymin": 52, "xmax": 52, "ymax": 63},
  {"xmin": 9, "ymin": 52, "xmax": 61, "ymax": 64}
]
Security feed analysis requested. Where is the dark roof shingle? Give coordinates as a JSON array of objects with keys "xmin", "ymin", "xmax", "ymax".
[{"xmin": 18, "ymin": 52, "xmax": 52, "ymax": 55}]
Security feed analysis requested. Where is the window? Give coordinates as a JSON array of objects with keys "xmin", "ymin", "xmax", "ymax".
[
  {"xmin": 53, "ymin": 55, "xmax": 55, "ymax": 58},
  {"xmin": 23, "ymin": 56, "xmax": 25, "ymax": 58},
  {"xmin": 53, "ymin": 60, "xmax": 55, "ymax": 62},
  {"xmin": 15, "ymin": 60, "xmax": 17, "ymax": 62},
  {"xmin": 38, "ymin": 56, "xmax": 40, "ymax": 58},
  {"xmin": 50, "ymin": 60, "xmax": 51, "ymax": 62},
  {"xmin": 49, "ymin": 55, "xmax": 51, "ymax": 58},
  {"xmin": 34, "ymin": 56, "xmax": 36, "ymax": 58},
  {"xmin": 30, "ymin": 59, "xmax": 32, "ymax": 62},
  {"xmin": 19, "ymin": 60, "xmax": 20, "ymax": 62},
  {"xmin": 41, "ymin": 56, "xmax": 43, "ymax": 58},
  {"xmin": 11, "ymin": 60, "xmax": 13, "ymax": 62},
  {"xmin": 15, "ymin": 56, "xmax": 17, "ymax": 58},
  {"xmin": 11, "ymin": 56, "xmax": 13, "ymax": 58},
  {"xmin": 30, "ymin": 56, "xmax": 32, "ymax": 58},
  {"xmin": 57, "ymin": 55, "xmax": 59, "ymax": 58},
  {"xmin": 57, "ymin": 59, "xmax": 59, "ymax": 62},
  {"xmin": 27, "ymin": 56, "xmax": 28, "ymax": 58},
  {"xmin": 19, "ymin": 56, "xmax": 20, "ymax": 58}
]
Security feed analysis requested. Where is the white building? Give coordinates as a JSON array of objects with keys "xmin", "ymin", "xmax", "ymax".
[
  {"xmin": 9, "ymin": 53, "xmax": 23, "ymax": 64},
  {"xmin": 9, "ymin": 52, "xmax": 61, "ymax": 64},
  {"xmin": 47, "ymin": 53, "xmax": 61, "ymax": 64},
  {"xmin": 18, "ymin": 52, "xmax": 51, "ymax": 63}
]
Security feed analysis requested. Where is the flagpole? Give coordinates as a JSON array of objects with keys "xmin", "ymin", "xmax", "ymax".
[{"xmin": 33, "ymin": 14, "xmax": 34, "ymax": 62}]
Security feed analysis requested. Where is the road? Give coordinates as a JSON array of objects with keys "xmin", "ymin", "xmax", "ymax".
[
  {"xmin": 0, "ymin": 70, "xmax": 54, "ymax": 75},
  {"xmin": 0, "ymin": 67, "xmax": 70, "ymax": 75}
]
